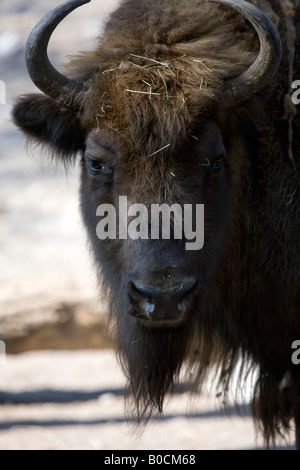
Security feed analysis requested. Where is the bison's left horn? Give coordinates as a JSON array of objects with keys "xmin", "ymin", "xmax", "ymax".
[
  {"xmin": 206, "ymin": 0, "xmax": 282, "ymax": 107},
  {"xmin": 25, "ymin": 0, "xmax": 91, "ymax": 109}
]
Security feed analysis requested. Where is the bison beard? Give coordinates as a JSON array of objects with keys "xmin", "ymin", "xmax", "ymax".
[{"xmin": 115, "ymin": 307, "xmax": 198, "ymax": 419}]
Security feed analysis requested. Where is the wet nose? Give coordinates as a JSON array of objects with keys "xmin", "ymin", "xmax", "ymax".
[{"xmin": 127, "ymin": 276, "xmax": 199, "ymax": 325}]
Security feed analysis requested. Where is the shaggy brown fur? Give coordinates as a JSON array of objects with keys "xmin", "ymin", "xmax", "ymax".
[
  {"xmin": 12, "ymin": 0, "xmax": 300, "ymax": 449},
  {"xmin": 67, "ymin": 0, "xmax": 258, "ymax": 157}
]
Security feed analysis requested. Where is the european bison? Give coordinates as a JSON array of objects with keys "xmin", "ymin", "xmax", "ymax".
[{"xmin": 13, "ymin": 0, "xmax": 300, "ymax": 448}]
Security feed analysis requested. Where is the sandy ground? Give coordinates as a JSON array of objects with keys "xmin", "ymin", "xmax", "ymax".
[{"xmin": 0, "ymin": 0, "xmax": 296, "ymax": 450}]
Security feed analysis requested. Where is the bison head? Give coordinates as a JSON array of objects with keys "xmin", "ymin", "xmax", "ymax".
[{"xmin": 12, "ymin": 0, "xmax": 282, "ymax": 419}]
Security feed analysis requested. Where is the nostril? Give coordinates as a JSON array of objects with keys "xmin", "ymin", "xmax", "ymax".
[
  {"xmin": 128, "ymin": 278, "xmax": 200, "ymax": 322},
  {"xmin": 128, "ymin": 282, "xmax": 155, "ymax": 316},
  {"xmin": 178, "ymin": 281, "xmax": 199, "ymax": 312},
  {"xmin": 177, "ymin": 281, "xmax": 197, "ymax": 296}
]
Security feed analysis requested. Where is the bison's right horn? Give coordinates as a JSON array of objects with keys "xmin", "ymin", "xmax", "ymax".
[
  {"xmin": 206, "ymin": 0, "xmax": 282, "ymax": 107},
  {"xmin": 25, "ymin": 0, "xmax": 91, "ymax": 110}
]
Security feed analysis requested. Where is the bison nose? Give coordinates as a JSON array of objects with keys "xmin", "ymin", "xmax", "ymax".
[{"xmin": 127, "ymin": 278, "xmax": 199, "ymax": 325}]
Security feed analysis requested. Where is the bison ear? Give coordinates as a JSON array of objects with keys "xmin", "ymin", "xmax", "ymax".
[{"xmin": 12, "ymin": 94, "xmax": 86, "ymax": 160}]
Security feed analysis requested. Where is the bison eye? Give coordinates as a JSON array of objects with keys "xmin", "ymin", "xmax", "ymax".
[
  {"xmin": 211, "ymin": 153, "xmax": 227, "ymax": 171},
  {"xmin": 86, "ymin": 157, "xmax": 113, "ymax": 178},
  {"xmin": 89, "ymin": 161, "xmax": 104, "ymax": 173}
]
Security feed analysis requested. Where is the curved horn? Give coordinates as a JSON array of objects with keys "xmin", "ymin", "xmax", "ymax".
[
  {"xmin": 25, "ymin": 0, "xmax": 91, "ymax": 108},
  {"xmin": 206, "ymin": 0, "xmax": 282, "ymax": 107}
]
